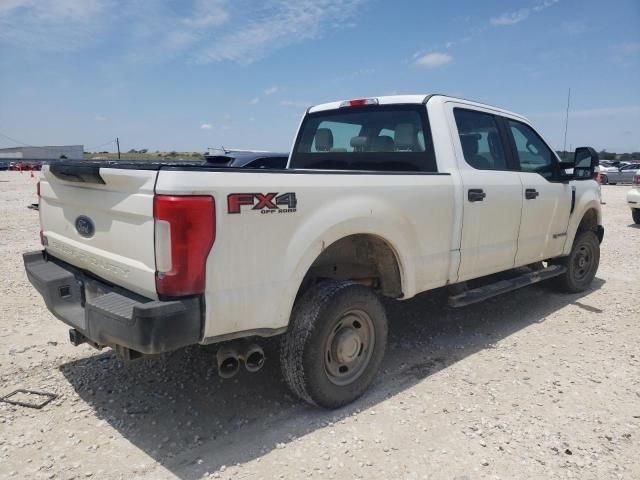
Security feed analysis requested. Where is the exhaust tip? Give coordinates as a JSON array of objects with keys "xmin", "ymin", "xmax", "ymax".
[
  {"xmin": 217, "ymin": 347, "xmax": 240, "ymax": 378},
  {"xmin": 244, "ymin": 344, "xmax": 265, "ymax": 373},
  {"xmin": 219, "ymin": 357, "xmax": 240, "ymax": 378}
]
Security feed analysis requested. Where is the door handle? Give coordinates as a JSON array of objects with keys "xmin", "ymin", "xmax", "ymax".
[
  {"xmin": 525, "ymin": 188, "xmax": 539, "ymax": 200},
  {"xmin": 468, "ymin": 189, "xmax": 486, "ymax": 202}
]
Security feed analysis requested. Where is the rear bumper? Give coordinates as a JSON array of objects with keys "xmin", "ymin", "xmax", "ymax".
[
  {"xmin": 628, "ymin": 188, "xmax": 640, "ymax": 208},
  {"xmin": 23, "ymin": 250, "xmax": 202, "ymax": 354}
]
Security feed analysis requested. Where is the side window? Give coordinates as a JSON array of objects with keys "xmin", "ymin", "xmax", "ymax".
[
  {"xmin": 507, "ymin": 120, "xmax": 557, "ymax": 180},
  {"xmin": 453, "ymin": 109, "xmax": 508, "ymax": 170}
]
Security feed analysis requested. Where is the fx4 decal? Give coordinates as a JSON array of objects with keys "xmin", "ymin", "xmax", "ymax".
[{"xmin": 228, "ymin": 192, "xmax": 297, "ymax": 214}]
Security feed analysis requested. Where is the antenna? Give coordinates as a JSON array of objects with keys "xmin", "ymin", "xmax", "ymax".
[{"xmin": 562, "ymin": 88, "xmax": 571, "ymax": 160}]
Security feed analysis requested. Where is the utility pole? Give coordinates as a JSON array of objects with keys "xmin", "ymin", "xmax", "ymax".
[
  {"xmin": 562, "ymin": 88, "xmax": 571, "ymax": 160},
  {"xmin": 116, "ymin": 137, "xmax": 121, "ymax": 160}
]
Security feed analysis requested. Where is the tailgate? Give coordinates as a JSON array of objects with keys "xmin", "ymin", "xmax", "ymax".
[{"xmin": 40, "ymin": 164, "xmax": 158, "ymax": 299}]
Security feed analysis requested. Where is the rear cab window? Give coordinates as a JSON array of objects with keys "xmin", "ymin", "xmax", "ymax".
[{"xmin": 290, "ymin": 105, "xmax": 437, "ymax": 172}]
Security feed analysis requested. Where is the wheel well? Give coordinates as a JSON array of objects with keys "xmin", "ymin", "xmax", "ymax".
[
  {"xmin": 577, "ymin": 208, "xmax": 603, "ymax": 243},
  {"xmin": 578, "ymin": 208, "xmax": 598, "ymax": 233},
  {"xmin": 298, "ymin": 234, "xmax": 403, "ymax": 299}
]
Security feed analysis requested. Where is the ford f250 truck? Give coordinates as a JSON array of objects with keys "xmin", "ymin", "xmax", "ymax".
[{"xmin": 24, "ymin": 95, "xmax": 603, "ymax": 408}]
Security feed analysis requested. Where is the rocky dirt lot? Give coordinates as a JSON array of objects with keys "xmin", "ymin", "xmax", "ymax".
[{"xmin": 1, "ymin": 171, "xmax": 638, "ymax": 480}]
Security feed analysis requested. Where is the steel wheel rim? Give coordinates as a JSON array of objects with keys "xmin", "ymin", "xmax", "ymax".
[
  {"xmin": 323, "ymin": 309, "xmax": 375, "ymax": 386},
  {"xmin": 573, "ymin": 242, "xmax": 594, "ymax": 281}
]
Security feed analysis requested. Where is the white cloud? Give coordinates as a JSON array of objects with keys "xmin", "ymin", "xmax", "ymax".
[
  {"xmin": 194, "ymin": 0, "xmax": 364, "ymax": 64},
  {"xmin": 200, "ymin": 123, "xmax": 213, "ymax": 130},
  {"xmin": 490, "ymin": 8, "xmax": 530, "ymax": 26},
  {"xmin": 264, "ymin": 85, "xmax": 279, "ymax": 95},
  {"xmin": 414, "ymin": 52, "xmax": 452, "ymax": 68},
  {"xmin": 0, "ymin": 0, "xmax": 365, "ymax": 65},
  {"xmin": 250, "ymin": 97, "xmax": 260, "ymax": 104},
  {"xmin": 0, "ymin": 0, "xmax": 112, "ymax": 51},
  {"xmin": 491, "ymin": 0, "xmax": 560, "ymax": 27},
  {"xmin": 181, "ymin": 0, "xmax": 228, "ymax": 28}
]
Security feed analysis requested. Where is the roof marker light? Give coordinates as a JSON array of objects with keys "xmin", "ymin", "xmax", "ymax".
[{"xmin": 339, "ymin": 98, "xmax": 379, "ymax": 108}]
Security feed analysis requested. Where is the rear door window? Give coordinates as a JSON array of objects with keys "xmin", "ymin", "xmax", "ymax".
[
  {"xmin": 453, "ymin": 108, "xmax": 508, "ymax": 171},
  {"xmin": 290, "ymin": 105, "xmax": 436, "ymax": 172}
]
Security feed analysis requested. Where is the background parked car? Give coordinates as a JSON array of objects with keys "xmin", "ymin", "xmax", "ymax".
[
  {"xmin": 601, "ymin": 163, "xmax": 640, "ymax": 184},
  {"xmin": 628, "ymin": 175, "xmax": 640, "ymax": 224}
]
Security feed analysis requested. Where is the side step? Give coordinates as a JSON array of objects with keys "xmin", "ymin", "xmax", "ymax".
[{"xmin": 448, "ymin": 265, "xmax": 566, "ymax": 308}]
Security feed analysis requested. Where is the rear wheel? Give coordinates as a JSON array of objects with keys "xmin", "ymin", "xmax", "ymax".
[
  {"xmin": 600, "ymin": 174, "xmax": 608, "ymax": 185},
  {"xmin": 550, "ymin": 230, "xmax": 600, "ymax": 293},
  {"xmin": 633, "ymin": 208, "xmax": 640, "ymax": 224},
  {"xmin": 280, "ymin": 280, "xmax": 388, "ymax": 408}
]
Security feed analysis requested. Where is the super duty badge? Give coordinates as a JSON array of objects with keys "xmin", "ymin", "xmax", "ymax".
[{"xmin": 227, "ymin": 192, "xmax": 297, "ymax": 214}]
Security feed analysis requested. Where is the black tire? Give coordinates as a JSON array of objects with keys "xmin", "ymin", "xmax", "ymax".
[
  {"xmin": 600, "ymin": 174, "xmax": 608, "ymax": 185},
  {"xmin": 280, "ymin": 280, "xmax": 388, "ymax": 409},
  {"xmin": 633, "ymin": 208, "xmax": 640, "ymax": 224},
  {"xmin": 550, "ymin": 230, "xmax": 600, "ymax": 293}
]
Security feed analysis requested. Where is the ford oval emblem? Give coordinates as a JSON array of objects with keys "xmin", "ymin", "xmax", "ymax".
[{"xmin": 75, "ymin": 216, "xmax": 95, "ymax": 238}]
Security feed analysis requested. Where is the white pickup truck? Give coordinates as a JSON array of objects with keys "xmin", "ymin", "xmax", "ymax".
[{"xmin": 25, "ymin": 95, "xmax": 603, "ymax": 408}]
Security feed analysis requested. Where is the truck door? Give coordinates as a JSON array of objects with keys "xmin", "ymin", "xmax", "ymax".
[
  {"xmin": 504, "ymin": 119, "xmax": 572, "ymax": 264},
  {"xmin": 451, "ymin": 107, "xmax": 523, "ymax": 281}
]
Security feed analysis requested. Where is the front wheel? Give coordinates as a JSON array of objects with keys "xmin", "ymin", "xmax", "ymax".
[
  {"xmin": 280, "ymin": 280, "xmax": 388, "ymax": 408},
  {"xmin": 633, "ymin": 208, "xmax": 640, "ymax": 224},
  {"xmin": 550, "ymin": 230, "xmax": 600, "ymax": 293}
]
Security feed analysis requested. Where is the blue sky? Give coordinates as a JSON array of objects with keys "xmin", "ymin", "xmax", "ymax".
[{"xmin": 0, "ymin": 0, "xmax": 638, "ymax": 153}]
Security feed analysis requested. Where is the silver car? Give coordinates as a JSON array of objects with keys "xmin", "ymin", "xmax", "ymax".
[{"xmin": 600, "ymin": 163, "xmax": 640, "ymax": 184}]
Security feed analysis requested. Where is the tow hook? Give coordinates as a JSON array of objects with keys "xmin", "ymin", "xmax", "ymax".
[{"xmin": 69, "ymin": 328, "xmax": 87, "ymax": 346}]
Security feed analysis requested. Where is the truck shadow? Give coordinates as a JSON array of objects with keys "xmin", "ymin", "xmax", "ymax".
[{"xmin": 60, "ymin": 278, "xmax": 604, "ymax": 479}]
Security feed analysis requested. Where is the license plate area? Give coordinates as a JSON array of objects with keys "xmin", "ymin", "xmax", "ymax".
[{"xmin": 84, "ymin": 279, "xmax": 111, "ymax": 303}]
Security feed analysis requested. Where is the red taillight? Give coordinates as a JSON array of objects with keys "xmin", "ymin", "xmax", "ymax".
[
  {"xmin": 339, "ymin": 98, "xmax": 379, "ymax": 108},
  {"xmin": 153, "ymin": 195, "xmax": 215, "ymax": 297},
  {"xmin": 634, "ymin": 174, "xmax": 640, "ymax": 186}
]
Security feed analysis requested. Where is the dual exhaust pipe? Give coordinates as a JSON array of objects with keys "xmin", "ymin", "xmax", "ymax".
[{"xmin": 216, "ymin": 341, "xmax": 265, "ymax": 378}]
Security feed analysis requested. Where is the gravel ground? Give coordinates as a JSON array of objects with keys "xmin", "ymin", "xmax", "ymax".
[{"xmin": 1, "ymin": 170, "xmax": 638, "ymax": 480}]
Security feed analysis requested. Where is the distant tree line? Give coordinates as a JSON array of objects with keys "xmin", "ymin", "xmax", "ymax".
[{"xmin": 556, "ymin": 150, "xmax": 640, "ymax": 161}]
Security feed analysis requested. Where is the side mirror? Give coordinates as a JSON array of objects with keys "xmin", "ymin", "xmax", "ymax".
[{"xmin": 573, "ymin": 147, "xmax": 599, "ymax": 180}]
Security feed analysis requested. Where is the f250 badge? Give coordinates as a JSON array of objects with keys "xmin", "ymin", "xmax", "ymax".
[{"xmin": 228, "ymin": 192, "xmax": 297, "ymax": 215}]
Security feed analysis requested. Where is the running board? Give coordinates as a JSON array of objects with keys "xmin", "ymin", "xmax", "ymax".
[{"xmin": 448, "ymin": 265, "xmax": 567, "ymax": 308}]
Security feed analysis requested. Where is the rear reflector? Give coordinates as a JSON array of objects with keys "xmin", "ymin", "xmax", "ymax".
[
  {"xmin": 153, "ymin": 195, "xmax": 215, "ymax": 297},
  {"xmin": 339, "ymin": 98, "xmax": 379, "ymax": 108}
]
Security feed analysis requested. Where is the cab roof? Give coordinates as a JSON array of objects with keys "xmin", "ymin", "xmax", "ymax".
[{"xmin": 307, "ymin": 94, "xmax": 528, "ymax": 123}]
